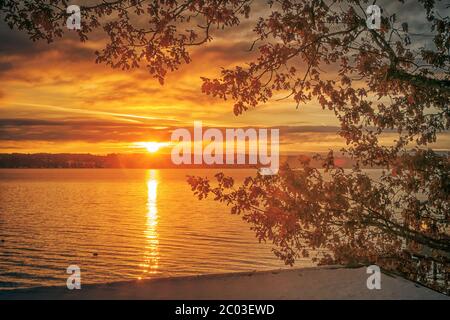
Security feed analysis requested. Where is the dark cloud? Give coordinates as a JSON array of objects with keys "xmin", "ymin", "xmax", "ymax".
[
  {"xmin": 0, "ymin": 23, "xmax": 42, "ymax": 55},
  {"xmin": 0, "ymin": 20, "xmax": 95, "ymax": 60},
  {"xmin": 0, "ymin": 118, "xmax": 344, "ymax": 143},
  {"xmin": 0, "ymin": 61, "xmax": 13, "ymax": 73},
  {"xmin": 0, "ymin": 119, "xmax": 64, "ymax": 126},
  {"xmin": 279, "ymin": 126, "xmax": 340, "ymax": 133},
  {"xmin": 190, "ymin": 41, "xmax": 258, "ymax": 63},
  {"xmin": 0, "ymin": 117, "xmax": 173, "ymax": 142}
]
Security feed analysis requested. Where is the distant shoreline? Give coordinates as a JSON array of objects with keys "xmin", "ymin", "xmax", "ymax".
[
  {"xmin": 1, "ymin": 152, "xmax": 447, "ymax": 169},
  {"xmin": 1, "ymin": 266, "xmax": 448, "ymax": 300},
  {"xmin": 0, "ymin": 167, "xmax": 262, "ymax": 169}
]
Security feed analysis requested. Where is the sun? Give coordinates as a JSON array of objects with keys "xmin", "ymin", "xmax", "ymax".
[{"xmin": 136, "ymin": 142, "xmax": 169, "ymax": 153}]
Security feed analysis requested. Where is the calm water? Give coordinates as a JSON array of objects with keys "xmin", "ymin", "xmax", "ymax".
[{"xmin": 0, "ymin": 169, "xmax": 303, "ymax": 290}]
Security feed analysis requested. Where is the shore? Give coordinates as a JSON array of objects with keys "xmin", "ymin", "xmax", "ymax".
[{"xmin": 1, "ymin": 266, "xmax": 448, "ymax": 300}]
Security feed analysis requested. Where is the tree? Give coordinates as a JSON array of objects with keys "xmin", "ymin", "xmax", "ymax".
[{"xmin": 1, "ymin": 0, "xmax": 449, "ymax": 293}]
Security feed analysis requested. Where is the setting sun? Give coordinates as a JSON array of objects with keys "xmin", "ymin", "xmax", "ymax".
[{"xmin": 136, "ymin": 142, "xmax": 169, "ymax": 153}]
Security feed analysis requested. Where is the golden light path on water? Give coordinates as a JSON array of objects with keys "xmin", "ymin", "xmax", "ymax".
[{"xmin": 139, "ymin": 170, "xmax": 160, "ymax": 278}]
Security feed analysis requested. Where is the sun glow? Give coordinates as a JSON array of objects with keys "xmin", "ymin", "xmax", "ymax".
[{"xmin": 136, "ymin": 142, "xmax": 169, "ymax": 153}]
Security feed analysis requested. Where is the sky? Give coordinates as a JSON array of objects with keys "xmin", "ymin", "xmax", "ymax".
[{"xmin": 0, "ymin": 1, "xmax": 448, "ymax": 155}]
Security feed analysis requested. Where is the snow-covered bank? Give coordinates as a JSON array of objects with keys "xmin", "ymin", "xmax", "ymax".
[{"xmin": 1, "ymin": 266, "xmax": 447, "ymax": 300}]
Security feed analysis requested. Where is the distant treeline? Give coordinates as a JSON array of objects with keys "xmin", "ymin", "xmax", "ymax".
[
  {"xmin": 0, "ymin": 153, "xmax": 180, "ymax": 168},
  {"xmin": 0, "ymin": 153, "xmax": 279, "ymax": 169},
  {"xmin": 0, "ymin": 153, "xmax": 329, "ymax": 169},
  {"xmin": 0, "ymin": 153, "xmax": 408, "ymax": 169}
]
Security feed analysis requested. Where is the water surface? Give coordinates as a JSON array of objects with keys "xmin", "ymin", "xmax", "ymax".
[{"xmin": 0, "ymin": 169, "xmax": 303, "ymax": 290}]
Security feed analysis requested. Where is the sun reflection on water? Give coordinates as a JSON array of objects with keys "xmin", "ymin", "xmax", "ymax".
[{"xmin": 139, "ymin": 169, "xmax": 160, "ymax": 278}]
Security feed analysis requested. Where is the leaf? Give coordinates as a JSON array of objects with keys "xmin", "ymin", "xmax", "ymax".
[{"xmin": 401, "ymin": 22, "xmax": 408, "ymax": 32}]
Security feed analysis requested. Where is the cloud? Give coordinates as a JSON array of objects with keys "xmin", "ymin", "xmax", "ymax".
[
  {"xmin": 0, "ymin": 25, "xmax": 42, "ymax": 55},
  {"xmin": 0, "ymin": 61, "xmax": 13, "ymax": 73},
  {"xmin": 0, "ymin": 117, "xmax": 174, "ymax": 143},
  {"xmin": 0, "ymin": 117, "xmax": 342, "ymax": 147}
]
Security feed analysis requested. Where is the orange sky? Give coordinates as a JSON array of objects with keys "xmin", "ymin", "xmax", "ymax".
[{"xmin": 0, "ymin": 3, "xmax": 448, "ymax": 155}]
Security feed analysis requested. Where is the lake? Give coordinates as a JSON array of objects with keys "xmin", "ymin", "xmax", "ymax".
[{"xmin": 0, "ymin": 169, "xmax": 306, "ymax": 290}]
